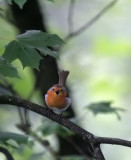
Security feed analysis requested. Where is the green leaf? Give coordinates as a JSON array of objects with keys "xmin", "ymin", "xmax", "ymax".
[
  {"xmin": 0, "ymin": 57, "xmax": 19, "ymax": 78},
  {"xmin": 37, "ymin": 47, "xmax": 59, "ymax": 59},
  {"xmin": 14, "ymin": 0, "xmax": 27, "ymax": 9},
  {"xmin": 87, "ymin": 102, "xmax": 125, "ymax": 120},
  {"xmin": 3, "ymin": 40, "xmax": 42, "ymax": 69},
  {"xmin": 6, "ymin": 0, "xmax": 12, "ymax": 4},
  {"xmin": 29, "ymin": 152, "xmax": 44, "ymax": 160},
  {"xmin": 3, "ymin": 30, "xmax": 63, "ymax": 69},
  {"xmin": 39, "ymin": 121, "xmax": 74, "ymax": 137},
  {"xmin": 47, "ymin": 0, "xmax": 54, "ymax": 3},
  {"xmin": 16, "ymin": 30, "xmax": 64, "ymax": 48},
  {"xmin": 0, "ymin": 8, "xmax": 4, "ymax": 18},
  {"xmin": 0, "ymin": 132, "xmax": 28, "ymax": 145},
  {"xmin": 6, "ymin": 0, "xmax": 27, "ymax": 9},
  {"xmin": 6, "ymin": 139, "xmax": 19, "ymax": 148}
]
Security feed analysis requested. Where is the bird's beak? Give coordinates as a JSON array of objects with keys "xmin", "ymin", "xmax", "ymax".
[{"xmin": 55, "ymin": 90, "xmax": 59, "ymax": 95}]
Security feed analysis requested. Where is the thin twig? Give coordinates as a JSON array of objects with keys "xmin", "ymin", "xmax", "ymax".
[
  {"xmin": 65, "ymin": 0, "xmax": 117, "ymax": 41},
  {"xmin": 68, "ymin": 0, "xmax": 75, "ymax": 34},
  {"xmin": 95, "ymin": 136, "xmax": 131, "ymax": 148}
]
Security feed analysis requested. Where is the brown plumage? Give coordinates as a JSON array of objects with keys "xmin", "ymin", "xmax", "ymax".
[{"xmin": 58, "ymin": 70, "xmax": 69, "ymax": 86}]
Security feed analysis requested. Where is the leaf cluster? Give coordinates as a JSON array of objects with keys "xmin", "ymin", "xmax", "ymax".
[{"xmin": 0, "ymin": 30, "xmax": 63, "ymax": 77}]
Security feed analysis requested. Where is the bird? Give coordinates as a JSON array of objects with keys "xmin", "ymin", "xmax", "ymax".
[{"xmin": 45, "ymin": 70, "xmax": 71, "ymax": 113}]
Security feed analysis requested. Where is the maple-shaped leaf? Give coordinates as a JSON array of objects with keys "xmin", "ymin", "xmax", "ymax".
[
  {"xmin": 3, "ymin": 30, "xmax": 64, "ymax": 69},
  {"xmin": 3, "ymin": 40, "xmax": 41, "ymax": 69}
]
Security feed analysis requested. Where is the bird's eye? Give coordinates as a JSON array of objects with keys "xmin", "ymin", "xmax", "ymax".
[
  {"xmin": 61, "ymin": 89, "xmax": 63, "ymax": 92},
  {"xmin": 52, "ymin": 88, "xmax": 54, "ymax": 91}
]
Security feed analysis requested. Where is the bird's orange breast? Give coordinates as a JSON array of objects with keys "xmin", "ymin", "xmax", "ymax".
[{"xmin": 46, "ymin": 90, "xmax": 66, "ymax": 109}]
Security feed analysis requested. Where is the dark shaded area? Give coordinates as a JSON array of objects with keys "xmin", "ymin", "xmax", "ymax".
[
  {"xmin": 11, "ymin": 0, "xmax": 45, "ymax": 32},
  {"xmin": 59, "ymin": 135, "xmax": 93, "ymax": 157},
  {"xmin": 9, "ymin": 0, "xmax": 93, "ymax": 158}
]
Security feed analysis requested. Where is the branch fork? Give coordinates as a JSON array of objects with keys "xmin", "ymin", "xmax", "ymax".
[{"xmin": 0, "ymin": 95, "xmax": 131, "ymax": 160}]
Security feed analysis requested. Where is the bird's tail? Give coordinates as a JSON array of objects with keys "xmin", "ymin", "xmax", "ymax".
[{"xmin": 58, "ymin": 70, "xmax": 69, "ymax": 86}]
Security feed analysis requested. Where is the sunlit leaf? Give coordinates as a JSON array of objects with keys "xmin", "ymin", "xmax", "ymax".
[
  {"xmin": 0, "ymin": 56, "xmax": 19, "ymax": 78},
  {"xmin": 87, "ymin": 102, "xmax": 125, "ymax": 120}
]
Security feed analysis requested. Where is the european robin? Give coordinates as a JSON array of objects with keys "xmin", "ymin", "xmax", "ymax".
[{"xmin": 45, "ymin": 70, "xmax": 71, "ymax": 112}]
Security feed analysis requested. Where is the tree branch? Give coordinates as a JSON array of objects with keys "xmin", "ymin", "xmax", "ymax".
[
  {"xmin": 0, "ymin": 95, "xmax": 94, "ymax": 140},
  {"xmin": 0, "ymin": 146, "xmax": 14, "ymax": 160},
  {"xmin": 95, "ymin": 137, "xmax": 131, "ymax": 148},
  {"xmin": 65, "ymin": 0, "xmax": 117, "ymax": 41},
  {"xmin": 93, "ymin": 144, "xmax": 105, "ymax": 160},
  {"xmin": 0, "ymin": 95, "xmax": 131, "ymax": 159},
  {"xmin": 68, "ymin": 0, "xmax": 75, "ymax": 34}
]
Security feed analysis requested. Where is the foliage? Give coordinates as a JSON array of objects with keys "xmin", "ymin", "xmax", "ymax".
[
  {"xmin": 29, "ymin": 152, "xmax": 44, "ymax": 160},
  {"xmin": 0, "ymin": 30, "xmax": 63, "ymax": 78},
  {"xmin": 0, "ymin": 131, "xmax": 28, "ymax": 148},
  {"xmin": 0, "ymin": 56, "xmax": 19, "ymax": 77},
  {"xmin": 39, "ymin": 119, "xmax": 74, "ymax": 138},
  {"xmin": 87, "ymin": 102, "xmax": 125, "ymax": 120}
]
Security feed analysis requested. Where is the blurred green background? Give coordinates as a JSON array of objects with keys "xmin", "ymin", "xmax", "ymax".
[{"xmin": 0, "ymin": 0, "xmax": 131, "ymax": 160}]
